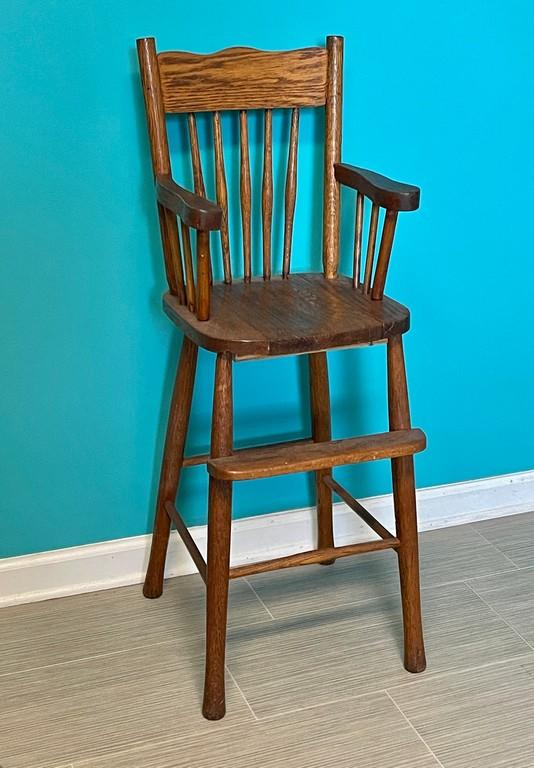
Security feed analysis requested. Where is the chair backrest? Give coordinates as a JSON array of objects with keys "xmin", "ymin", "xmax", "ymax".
[{"xmin": 137, "ymin": 36, "xmax": 343, "ymax": 318}]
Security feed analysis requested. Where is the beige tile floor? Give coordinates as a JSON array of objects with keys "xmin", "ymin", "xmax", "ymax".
[{"xmin": 1, "ymin": 511, "xmax": 534, "ymax": 767}]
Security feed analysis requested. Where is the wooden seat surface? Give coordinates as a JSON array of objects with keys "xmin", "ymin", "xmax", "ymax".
[{"xmin": 163, "ymin": 273, "xmax": 410, "ymax": 357}]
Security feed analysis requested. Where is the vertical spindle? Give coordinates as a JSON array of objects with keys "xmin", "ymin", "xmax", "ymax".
[
  {"xmin": 239, "ymin": 110, "xmax": 252, "ymax": 282},
  {"xmin": 262, "ymin": 109, "xmax": 273, "ymax": 280},
  {"xmin": 188, "ymin": 113, "xmax": 206, "ymax": 196},
  {"xmin": 180, "ymin": 221, "xmax": 196, "ymax": 312},
  {"xmin": 282, "ymin": 108, "xmax": 299, "ymax": 279},
  {"xmin": 213, "ymin": 111, "xmax": 232, "ymax": 284},
  {"xmin": 363, "ymin": 202, "xmax": 379, "ymax": 293},
  {"xmin": 352, "ymin": 191, "xmax": 364, "ymax": 287},
  {"xmin": 371, "ymin": 209, "xmax": 398, "ymax": 300}
]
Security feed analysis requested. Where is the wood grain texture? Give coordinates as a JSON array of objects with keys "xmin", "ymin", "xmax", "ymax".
[
  {"xmin": 195, "ymin": 229, "xmax": 210, "ymax": 320},
  {"xmin": 372, "ymin": 209, "xmax": 398, "ymax": 300},
  {"xmin": 322, "ymin": 35, "xmax": 343, "ymax": 278},
  {"xmin": 352, "ymin": 191, "xmax": 364, "ymax": 287},
  {"xmin": 282, "ymin": 108, "xmax": 299, "ymax": 278},
  {"xmin": 163, "ymin": 273, "xmax": 411, "ymax": 357},
  {"xmin": 229, "ymin": 538, "xmax": 400, "ymax": 579},
  {"xmin": 158, "ymin": 46, "xmax": 328, "ymax": 112},
  {"xmin": 363, "ymin": 202, "xmax": 379, "ymax": 293},
  {"xmin": 180, "ymin": 221, "xmax": 196, "ymax": 312},
  {"xmin": 239, "ymin": 110, "xmax": 252, "ymax": 282},
  {"xmin": 262, "ymin": 109, "xmax": 273, "ymax": 279},
  {"xmin": 208, "ymin": 428, "xmax": 425, "ymax": 481},
  {"xmin": 212, "ymin": 111, "xmax": 232, "ymax": 283},
  {"xmin": 309, "ymin": 352, "xmax": 334, "ymax": 553},
  {"xmin": 156, "ymin": 174, "xmax": 222, "ymax": 231},
  {"xmin": 187, "ymin": 113, "xmax": 206, "ymax": 196},
  {"xmin": 335, "ymin": 163, "xmax": 420, "ymax": 211},
  {"xmin": 203, "ymin": 352, "xmax": 234, "ymax": 720},
  {"xmin": 388, "ymin": 334, "xmax": 426, "ymax": 673},
  {"xmin": 143, "ymin": 337, "xmax": 198, "ymax": 598}
]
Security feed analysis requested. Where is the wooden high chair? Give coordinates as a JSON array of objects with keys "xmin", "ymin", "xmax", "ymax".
[{"xmin": 137, "ymin": 35, "xmax": 427, "ymax": 720}]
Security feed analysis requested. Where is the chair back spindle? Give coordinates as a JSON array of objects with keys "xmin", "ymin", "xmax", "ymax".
[
  {"xmin": 262, "ymin": 109, "xmax": 273, "ymax": 280},
  {"xmin": 239, "ymin": 110, "xmax": 252, "ymax": 282}
]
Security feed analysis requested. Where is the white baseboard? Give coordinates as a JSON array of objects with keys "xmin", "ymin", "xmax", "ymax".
[{"xmin": 1, "ymin": 470, "xmax": 533, "ymax": 608}]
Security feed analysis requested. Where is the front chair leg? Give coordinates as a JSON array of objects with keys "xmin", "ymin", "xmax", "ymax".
[
  {"xmin": 143, "ymin": 336, "xmax": 198, "ymax": 598},
  {"xmin": 387, "ymin": 335, "xmax": 426, "ymax": 673},
  {"xmin": 308, "ymin": 352, "xmax": 335, "ymax": 561},
  {"xmin": 203, "ymin": 352, "xmax": 233, "ymax": 720}
]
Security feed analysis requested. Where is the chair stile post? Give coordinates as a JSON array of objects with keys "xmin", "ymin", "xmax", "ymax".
[
  {"xmin": 387, "ymin": 334, "xmax": 426, "ymax": 673},
  {"xmin": 203, "ymin": 352, "xmax": 234, "ymax": 721},
  {"xmin": 309, "ymin": 352, "xmax": 335, "ymax": 558},
  {"xmin": 143, "ymin": 337, "xmax": 198, "ymax": 598}
]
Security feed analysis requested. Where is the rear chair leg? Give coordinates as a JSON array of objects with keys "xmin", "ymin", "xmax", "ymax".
[
  {"xmin": 387, "ymin": 335, "xmax": 426, "ymax": 673},
  {"xmin": 309, "ymin": 352, "xmax": 335, "ymax": 561},
  {"xmin": 143, "ymin": 337, "xmax": 198, "ymax": 599},
  {"xmin": 203, "ymin": 352, "xmax": 233, "ymax": 720}
]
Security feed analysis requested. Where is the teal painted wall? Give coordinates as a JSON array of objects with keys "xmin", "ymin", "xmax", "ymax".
[{"xmin": 1, "ymin": 0, "xmax": 533, "ymax": 558}]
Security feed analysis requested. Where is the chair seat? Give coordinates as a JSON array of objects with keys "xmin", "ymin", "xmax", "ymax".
[{"xmin": 163, "ymin": 272, "xmax": 410, "ymax": 357}]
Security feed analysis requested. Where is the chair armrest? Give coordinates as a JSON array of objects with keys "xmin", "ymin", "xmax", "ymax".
[
  {"xmin": 156, "ymin": 174, "xmax": 222, "ymax": 230},
  {"xmin": 334, "ymin": 163, "xmax": 420, "ymax": 212}
]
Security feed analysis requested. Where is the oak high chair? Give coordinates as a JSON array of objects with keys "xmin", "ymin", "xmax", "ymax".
[{"xmin": 138, "ymin": 35, "xmax": 427, "ymax": 720}]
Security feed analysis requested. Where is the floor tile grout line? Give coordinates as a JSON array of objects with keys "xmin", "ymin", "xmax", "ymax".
[
  {"xmin": 384, "ymin": 690, "xmax": 446, "ymax": 768},
  {"xmin": 253, "ymin": 649, "xmax": 534, "ymax": 723},
  {"xmin": 243, "ymin": 578, "xmax": 276, "ymax": 620},
  {"xmin": 463, "ymin": 580, "xmax": 534, "ymax": 651},
  {"xmin": 469, "ymin": 527, "xmax": 524, "ymax": 568},
  {"xmin": 0, "ymin": 616, "xmax": 275, "ymax": 680},
  {"xmin": 225, "ymin": 665, "xmax": 259, "ymax": 721}
]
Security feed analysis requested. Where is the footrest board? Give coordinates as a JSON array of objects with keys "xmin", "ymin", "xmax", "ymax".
[{"xmin": 208, "ymin": 428, "xmax": 425, "ymax": 481}]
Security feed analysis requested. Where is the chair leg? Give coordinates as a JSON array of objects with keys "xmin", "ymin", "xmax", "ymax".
[
  {"xmin": 309, "ymin": 352, "xmax": 335, "ymax": 561},
  {"xmin": 203, "ymin": 352, "xmax": 233, "ymax": 720},
  {"xmin": 143, "ymin": 336, "xmax": 198, "ymax": 599},
  {"xmin": 387, "ymin": 335, "xmax": 426, "ymax": 673}
]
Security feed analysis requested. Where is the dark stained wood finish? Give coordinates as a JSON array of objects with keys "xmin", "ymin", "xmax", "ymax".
[
  {"xmin": 208, "ymin": 428, "xmax": 425, "ymax": 481},
  {"xmin": 212, "ymin": 111, "xmax": 232, "ymax": 283},
  {"xmin": 158, "ymin": 46, "xmax": 328, "ymax": 112},
  {"xmin": 372, "ymin": 209, "xmax": 398, "ymax": 300},
  {"xmin": 164, "ymin": 501, "xmax": 207, "ymax": 582},
  {"xmin": 262, "ymin": 109, "xmax": 273, "ymax": 280},
  {"xmin": 229, "ymin": 537, "xmax": 400, "ymax": 579},
  {"xmin": 163, "ymin": 273, "xmax": 410, "ymax": 357},
  {"xmin": 363, "ymin": 202, "xmax": 379, "ymax": 294},
  {"xmin": 196, "ymin": 230, "xmax": 211, "ymax": 320},
  {"xmin": 323, "ymin": 476, "xmax": 396, "ymax": 541},
  {"xmin": 138, "ymin": 34, "xmax": 427, "ymax": 722},
  {"xmin": 180, "ymin": 221, "xmax": 196, "ymax": 312},
  {"xmin": 156, "ymin": 174, "xmax": 221, "ymax": 231},
  {"xmin": 352, "ymin": 191, "xmax": 364, "ymax": 287},
  {"xmin": 143, "ymin": 337, "xmax": 198, "ymax": 598},
  {"xmin": 335, "ymin": 163, "xmax": 421, "ymax": 211},
  {"xmin": 203, "ymin": 353, "xmax": 233, "ymax": 721},
  {"xmin": 323, "ymin": 35, "xmax": 343, "ymax": 278},
  {"xmin": 183, "ymin": 437, "xmax": 314, "ymax": 468},
  {"xmin": 282, "ymin": 108, "xmax": 299, "ymax": 278},
  {"xmin": 388, "ymin": 334, "xmax": 426, "ymax": 673},
  {"xmin": 239, "ymin": 110, "xmax": 252, "ymax": 282},
  {"xmin": 309, "ymin": 352, "xmax": 334, "ymax": 555}
]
